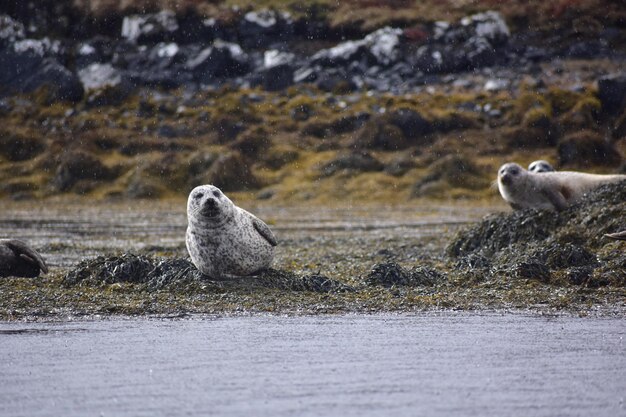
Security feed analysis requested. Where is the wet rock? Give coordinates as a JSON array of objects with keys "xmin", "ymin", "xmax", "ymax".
[
  {"xmin": 79, "ymin": 63, "xmax": 133, "ymax": 107},
  {"xmin": 0, "ymin": 37, "xmax": 83, "ymax": 102},
  {"xmin": 229, "ymin": 127, "xmax": 272, "ymax": 158},
  {"xmin": 352, "ymin": 117, "xmax": 407, "ymax": 150},
  {"xmin": 64, "ymin": 254, "xmax": 351, "ymax": 293},
  {"xmin": 52, "ymin": 151, "xmax": 117, "ymax": 192},
  {"xmin": 384, "ymin": 154, "xmax": 417, "ymax": 177},
  {"xmin": 200, "ymin": 152, "xmax": 259, "ymax": 191},
  {"xmin": 413, "ymin": 154, "xmax": 488, "ymax": 196},
  {"xmin": 122, "ymin": 11, "xmax": 179, "ymax": 44},
  {"xmin": 387, "ymin": 108, "xmax": 433, "ymax": 141},
  {"xmin": 320, "ymin": 151, "xmax": 384, "ymax": 177},
  {"xmin": 238, "ymin": 10, "xmax": 294, "ymax": 49},
  {"xmin": 557, "ymin": 130, "xmax": 621, "ymax": 168},
  {"xmin": 64, "ymin": 254, "xmax": 155, "ymax": 286},
  {"xmin": 448, "ymin": 181, "xmax": 625, "ymax": 286},
  {"xmin": 597, "ymin": 73, "xmax": 626, "ymax": 114},
  {"xmin": 447, "ymin": 209, "xmax": 559, "ymax": 258},
  {"xmin": 0, "ymin": 14, "xmax": 25, "ymax": 48},
  {"xmin": 186, "ymin": 40, "xmax": 250, "ymax": 83},
  {"xmin": 513, "ymin": 262, "xmax": 551, "ymax": 282},
  {"xmin": 312, "ymin": 27, "xmax": 403, "ymax": 68},
  {"xmin": 566, "ymin": 266, "xmax": 593, "ymax": 286},
  {"xmin": 0, "ymin": 130, "xmax": 45, "ymax": 161},
  {"xmin": 365, "ymin": 262, "xmax": 445, "ymax": 287}
]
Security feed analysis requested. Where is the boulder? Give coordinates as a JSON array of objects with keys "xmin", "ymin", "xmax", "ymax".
[
  {"xmin": 557, "ymin": 130, "xmax": 622, "ymax": 167},
  {"xmin": 122, "ymin": 11, "xmax": 179, "ymax": 44},
  {"xmin": 311, "ymin": 26, "xmax": 403, "ymax": 68},
  {"xmin": 320, "ymin": 151, "xmax": 384, "ymax": 177},
  {"xmin": 597, "ymin": 73, "xmax": 626, "ymax": 114},
  {"xmin": 186, "ymin": 40, "xmax": 250, "ymax": 82}
]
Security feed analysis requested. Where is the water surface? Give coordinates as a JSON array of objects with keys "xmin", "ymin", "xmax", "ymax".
[{"xmin": 1, "ymin": 313, "xmax": 624, "ymax": 417}]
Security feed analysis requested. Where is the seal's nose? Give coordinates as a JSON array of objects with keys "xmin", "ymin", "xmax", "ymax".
[
  {"xmin": 205, "ymin": 198, "xmax": 217, "ymax": 208},
  {"xmin": 500, "ymin": 173, "xmax": 511, "ymax": 185}
]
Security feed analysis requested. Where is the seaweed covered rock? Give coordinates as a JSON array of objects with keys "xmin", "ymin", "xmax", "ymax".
[
  {"xmin": 51, "ymin": 151, "xmax": 118, "ymax": 192},
  {"xmin": 64, "ymin": 254, "xmax": 352, "ymax": 293},
  {"xmin": 320, "ymin": 151, "xmax": 384, "ymax": 177},
  {"xmin": 365, "ymin": 262, "xmax": 445, "ymax": 287},
  {"xmin": 447, "ymin": 181, "xmax": 626, "ymax": 286},
  {"xmin": 557, "ymin": 130, "xmax": 622, "ymax": 168},
  {"xmin": 413, "ymin": 154, "xmax": 488, "ymax": 196}
]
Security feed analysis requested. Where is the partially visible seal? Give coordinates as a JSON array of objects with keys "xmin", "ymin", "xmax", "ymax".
[
  {"xmin": 528, "ymin": 160, "xmax": 555, "ymax": 173},
  {"xmin": 497, "ymin": 162, "xmax": 626, "ymax": 211},
  {"xmin": 0, "ymin": 239, "xmax": 49, "ymax": 278},
  {"xmin": 605, "ymin": 231, "xmax": 626, "ymax": 241},
  {"xmin": 186, "ymin": 184, "xmax": 277, "ymax": 279}
]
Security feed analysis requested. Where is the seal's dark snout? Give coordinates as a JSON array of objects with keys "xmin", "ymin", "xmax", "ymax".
[
  {"xmin": 500, "ymin": 173, "xmax": 511, "ymax": 185},
  {"xmin": 200, "ymin": 197, "xmax": 219, "ymax": 217}
]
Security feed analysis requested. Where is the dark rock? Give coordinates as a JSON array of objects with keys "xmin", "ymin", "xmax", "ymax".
[
  {"xmin": 261, "ymin": 63, "xmax": 294, "ymax": 91},
  {"xmin": 557, "ymin": 130, "xmax": 621, "ymax": 168},
  {"xmin": 229, "ymin": 127, "xmax": 271, "ymax": 158},
  {"xmin": 121, "ymin": 11, "xmax": 179, "ymax": 44},
  {"xmin": 536, "ymin": 243, "xmax": 597, "ymax": 269},
  {"xmin": 64, "ymin": 254, "xmax": 351, "ymax": 293},
  {"xmin": 320, "ymin": 151, "xmax": 384, "ymax": 177},
  {"xmin": 0, "ymin": 131, "xmax": 45, "ymax": 161},
  {"xmin": 352, "ymin": 117, "xmax": 407, "ymax": 150},
  {"xmin": 238, "ymin": 10, "xmax": 294, "ymax": 49},
  {"xmin": 447, "ymin": 209, "xmax": 559, "ymax": 258},
  {"xmin": 413, "ymin": 154, "xmax": 488, "ymax": 195},
  {"xmin": 79, "ymin": 63, "xmax": 133, "ymax": 107},
  {"xmin": 0, "ymin": 39, "xmax": 82, "ymax": 102},
  {"xmin": 201, "ymin": 152, "xmax": 259, "ymax": 191},
  {"xmin": 513, "ymin": 262, "xmax": 551, "ymax": 282},
  {"xmin": 447, "ymin": 181, "xmax": 626, "ymax": 286},
  {"xmin": 312, "ymin": 27, "xmax": 403, "ymax": 68},
  {"xmin": 186, "ymin": 40, "xmax": 250, "ymax": 82},
  {"xmin": 384, "ymin": 154, "xmax": 417, "ymax": 177},
  {"xmin": 64, "ymin": 253, "xmax": 155, "ymax": 286},
  {"xmin": 52, "ymin": 151, "xmax": 117, "ymax": 192},
  {"xmin": 387, "ymin": 108, "xmax": 433, "ymax": 141},
  {"xmin": 0, "ymin": 14, "xmax": 25, "ymax": 48},
  {"xmin": 597, "ymin": 73, "xmax": 626, "ymax": 114},
  {"xmin": 365, "ymin": 262, "xmax": 445, "ymax": 287},
  {"xmin": 567, "ymin": 266, "xmax": 593, "ymax": 286}
]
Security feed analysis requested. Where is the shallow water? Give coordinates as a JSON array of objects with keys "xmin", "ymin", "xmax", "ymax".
[{"xmin": 1, "ymin": 313, "xmax": 625, "ymax": 417}]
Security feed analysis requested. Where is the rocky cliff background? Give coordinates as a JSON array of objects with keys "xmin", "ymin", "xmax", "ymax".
[{"xmin": 1, "ymin": 0, "xmax": 625, "ymax": 203}]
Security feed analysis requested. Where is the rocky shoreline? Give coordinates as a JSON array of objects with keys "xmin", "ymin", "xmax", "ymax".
[{"xmin": 1, "ymin": 182, "xmax": 623, "ymax": 320}]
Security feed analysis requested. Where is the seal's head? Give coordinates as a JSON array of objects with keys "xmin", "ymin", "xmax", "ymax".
[
  {"xmin": 528, "ymin": 160, "xmax": 555, "ymax": 173},
  {"xmin": 187, "ymin": 185, "xmax": 234, "ymax": 222},
  {"xmin": 497, "ymin": 162, "xmax": 525, "ymax": 188}
]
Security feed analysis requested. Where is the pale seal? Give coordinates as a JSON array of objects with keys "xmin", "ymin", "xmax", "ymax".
[
  {"xmin": 497, "ymin": 162, "xmax": 626, "ymax": 211},
  {"xmin": 185, "ymin": 184, "xmax": 277, "ymax": 279},
  {"xmin": 528, "ymin": 160, "xmax": 555, "ymax": 173},
  {"xmin": 0, "ymin": 239, "xmax": 49, "ymax": 278},
  {"xmin": 605, "ymin": 231, "xmax": 626, "ymax": 241}
]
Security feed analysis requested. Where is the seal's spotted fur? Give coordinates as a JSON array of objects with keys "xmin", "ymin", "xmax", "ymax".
[{"xmin": 186, "ymin": 185, "xmax": 277, "ymax": 279}]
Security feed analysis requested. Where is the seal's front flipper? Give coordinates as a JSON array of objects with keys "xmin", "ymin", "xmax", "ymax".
[
  {"xmin": 605, "ymin": 230, "xmax": 626, "ymax": 241},
  {"xmin": 541, "ymin": 187, "xmax": 569, "ymax": 211},
  {"xmin": 253, "ymin": 218, "xmax": 278, "ymax": 247},
  {"xmin": 5, "ymin": 239, "xmax": 48, "ymax": 274}
]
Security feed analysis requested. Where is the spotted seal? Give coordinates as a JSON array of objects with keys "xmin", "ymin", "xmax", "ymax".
[
  {"xmin": 497, "ymin": 162, "xmax": 626, "ymax": 211},
  {"xmin": 185, "ymin": 184, "xmax": 277, "ymax": 279},
  {"xmin": 0, "ymin": 239, "xmax": 49, "ymax": 278},
  {"xmin": 528, "ymin": 160, "xmax": 555, "ymax": 173}
]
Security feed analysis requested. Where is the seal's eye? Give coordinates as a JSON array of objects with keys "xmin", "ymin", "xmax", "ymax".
[
  {"xmin": 212, "ymin": 190, "xmax": 221, "ymax": 198},
  {"xmin": 194, "ymin": 192, "xmax": 204, "ymax": 200}
]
